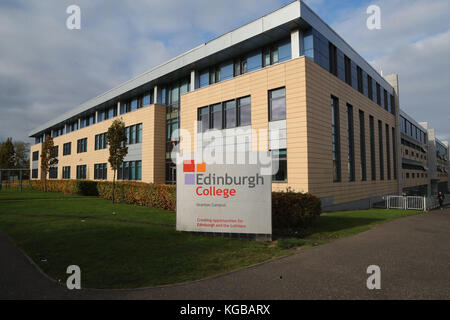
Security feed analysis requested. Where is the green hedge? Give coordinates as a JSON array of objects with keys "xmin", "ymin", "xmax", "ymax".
[
  {"xmin": 26, "ymin": 180, "xmax": 321, "ymax": 230},
  {"xmin": 28, "ymin": 179, "xmax": 176, "ymax": 211},
  {"xmin": 272, "ymin": 189, "xmax": 321, "ymax": 231}
]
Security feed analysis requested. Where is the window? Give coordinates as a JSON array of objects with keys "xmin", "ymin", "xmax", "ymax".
[
  {"xmin": 107, "ymin": 107, "xmax": 116, "ymax": 119},
  {"xmin": 347, "ymin": 104, "xmax": 355, "ymax": 181},
  {"xmin": 376, "ymin": 83, "xmax": 381, "ymax": 106},
  {"xmin": 32, "ymin": 169, "xmax": 38, "ymax": 179},
  {"xmin": 32, "ymin": 151, "xmax": 39, "ymax": 161},
  {"xmin": 378, "ymin": 120, "xmax": 384, "ymax": 180},
  {"xmin": 269, "ymin": 87, "xmax": 286, "ymax": 122},
  {"xmin": 390, "ymin": 94, "xmax": 396, "ymax": 115},
  {"xmin": 198, "ymin": 97, "xmax": 251, "ymax": 132},
  {"xmin": 344, "ymin": 56, "xmax": 352, "ymax": 86},
  {"xmin": 234, "ymin": 58, "xmax": 248, "ymax": 76},
  {"xmin": 131, "ymin": 99, "xmax": 138, "ymax": 112},
  {"xmin": 386, "ymin": 124, "xmax": 391, "ymax": 180},
  {"xmin": 357, "ymin": 66, "xmax": 363, "ymax": 93},
  {"xmin": 406, "ymin": 172, "xmax": 410, "ymax": 179},
  {"xmin": 238, "ymin": 96, "xmax": 251, "ymax": 126},
  {"xmin": 384, "ymin": 89, "xmax": 388, "ymax": 111},
  {"xmin": 95, "ymin": 133, "xmax": 108, "ymax": 150},
  {"xmin": 49, "ymin": 167, "xmax": 58, "ymax": 179},
  {"xmin": 331, "ymin": 96, "xmax": 341, "ymax": 182},
  {"xmin": 77, "ymin": 138, "xmax": 87, "ymax": 153},
  {"xmin": 272, "ymin": 149, "xmax": 287, "ymax": 182},
  {"xmin": 62, "ymin": 166, "xmax": 71, "ymax": 179},
  {"xmin": 142, "ymin": 93, "xmax": 151, "ymax": 107},
  {"xmin": 198, "ymin": 107, "xmax": 209, "ymax": 133},
  {"xmin": 263, "ymin": 47, "xmax": 279, "ymax": 67},
  {"xmin": 118, "ymin": 160, "xmax": 142, "ymax": 180},
  {"xmin": 209, "ymin": 66, "xmax": 221, "ymax": 84},
  {"xmin": 63, "ymin": 142, "xmax": 71, "ymax": 156},
  {"xmin": 52, "ymin": 146, "xmax": 59, "ymax": 158},
  {"xmin": 76, "ymin": 165, "xmax": 87, "ymax": 180},
  {"xmin": 392, "ymin": 128, "xmax": 397, "ymax": 180},
  {"xmin": 124, "ymin": 124, "xmax": 143, "ymax": 145},
  {"xmin": 369, "ymin": 116, "xmax": 376, "ymax": 180},
  {"xmin": 224, "ymin": 100, "xmax": 237, "ymax": 128},
  {"xmin": 359, "ymin": 110, "xmax": 367, "ymax": 181},
  {"xmin": 367, "ymin": 75, "xmax": 373, "ymax": 100},
  {"xmin": 120, "ymin": 102, "xmax": 129, "ymax": 114},
  {"xmin": 211, "ymin": 104, "xmax": 222, "ymax": 130},
  {"xmin": 94, "ymin": 163, "xmax": 107, "ymax": 180},
  {"xmin": 329, "ymin": 42, "xmax": 338, "ymax": 76}
]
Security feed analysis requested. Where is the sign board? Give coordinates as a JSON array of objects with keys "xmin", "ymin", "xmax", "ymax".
[{"xmin": 176, "ymin": 153, "xmax": 272, "ymax": 237}]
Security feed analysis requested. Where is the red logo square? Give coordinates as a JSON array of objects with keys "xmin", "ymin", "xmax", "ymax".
[{"xmin": 183, "ymin": 160, "xmax": 195, "ymax": 172}]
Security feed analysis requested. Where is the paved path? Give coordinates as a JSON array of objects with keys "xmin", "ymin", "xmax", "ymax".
[{"xmin": 1, "ymin": 209, "xmax": 450, "ymax": 300}]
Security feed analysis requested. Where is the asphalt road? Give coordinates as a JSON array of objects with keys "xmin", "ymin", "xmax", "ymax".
[{"xmin": 1, "ymin": 208, "xmax": 450, "ymax": 300}]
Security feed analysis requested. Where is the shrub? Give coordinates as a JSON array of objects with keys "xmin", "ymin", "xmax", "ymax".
[
  {"xmin": 97, "ymin": 181, "xmax": 176, "ymax": 211},
  {"xmin": 25, "ymin": 180, "xmax": 319, "ymax": 225},
  {"xmin": 272, "ymin": 189, "xmax": 321, "ymax": 231}
]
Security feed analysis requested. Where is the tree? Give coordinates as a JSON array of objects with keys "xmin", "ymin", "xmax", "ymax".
[
  {"xmin": 40, "ymin": 136, "xmax": 58, "ymax": 192},
  {"xmin": 13, "ymin": 141, "xmax": 30, "ymax": 169},
  {"xmin": 0, "ymin": 138, "xmax": 15, "ymax": 169},
  {"xmin": 106, "ymin": 119, "xmax": 128, "ymax": 203}
]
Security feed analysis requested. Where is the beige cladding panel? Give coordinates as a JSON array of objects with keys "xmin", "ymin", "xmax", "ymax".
[
  {"xmin": 304, "ymin": 58, "xmax": 398, "ymax": 204},
  {"xmin": 180, "ymin": 58, "xmax": 309, "ymax": 193}
]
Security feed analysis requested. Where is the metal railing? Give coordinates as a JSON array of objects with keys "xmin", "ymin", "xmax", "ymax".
[{"xmin": 386, "ymin": 194, "xmax": 450, "ymax": 211}]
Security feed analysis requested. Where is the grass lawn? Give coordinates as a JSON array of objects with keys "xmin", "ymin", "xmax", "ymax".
[
  {"xmin": 0, "ymin": 190, "xmax": 420, "ymax": 289},
  {"xmin": 0, "ymin": 188, "xmax": 85, "ymax": 200}
]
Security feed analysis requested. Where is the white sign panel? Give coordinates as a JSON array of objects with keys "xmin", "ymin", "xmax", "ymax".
[{"xmin": 176, "ymin": 153, "xmax": 272, "ymax": 236}]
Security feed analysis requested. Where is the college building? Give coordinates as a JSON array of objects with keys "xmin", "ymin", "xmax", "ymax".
[{"xmin": 29, "ymin": 1, "xmax": 449, "ymax": 210}]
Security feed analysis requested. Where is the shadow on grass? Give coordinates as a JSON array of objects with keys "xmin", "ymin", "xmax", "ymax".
[{"xmin": 273, "ymin": 216, "xmax": 385, "ymax": 240}]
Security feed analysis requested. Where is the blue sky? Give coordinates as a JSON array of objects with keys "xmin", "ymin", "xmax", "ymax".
[{"xmin": 0, "ymin": 0, "xmax": 449, "ymax": 144}]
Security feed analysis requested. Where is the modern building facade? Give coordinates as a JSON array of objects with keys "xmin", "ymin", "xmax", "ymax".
[{"xmin": 29, "ymin": 1, "xmax": 448, "ymax": 210}]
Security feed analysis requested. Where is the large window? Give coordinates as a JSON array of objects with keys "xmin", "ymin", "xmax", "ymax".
[
  {"xmin": 95, "ymin": 133, "xmax": 108, "ymax": 150},
  {"xmin": 62, "ymin": 166, "xmax": 71, "ymax": 179},
  {"xmin": 49, "ymin": 167, "xmax": 58, "ymax": 179},
  {"xmin": 234, "ymin": 58, "xmax": 248, "ymax": 76},
  {"xmin": 197, "ymin": 96, "xmax": 251, "ymax": 132},
  {"xmin": 77, "ymin": 138, "xmax": 87, "ymax": 153},
  {"xmin": 209, "ymin": 66, "xmax": 221, "ymax": 84},
  {"xmin": 390, "ymin": 94, "xmax": 396, "ymax": 115},
  {"xmin": 357, "ymin": 66, "xmax": 363, "ymax": 94},
  {"xmin": 347, "ymin": 104, "xmax": 355, "ymax": 181},
  {"xmin": 376, "ymin": 83, "xmax": 381, "ymax": 106},
  {"xmin": 238, "ymin": 96, "xmax": 251, "ymax": 126},
  {"xmin": 198, "ymin": 107, "xmax": 209, "ymax": 133},
  {"xmin": 125, "ymin": 124, "xmax": 142, "ymax": 145},
  {"xmin": 329, "ymin": 42, "xmax": 338, "ymax": 76},
  {"xmin": 76, "ymin": 165, "xmax": 87, "ymax": 180},
  {"xmin": 269, "ymin": 87, "xmax": 286, "ymax": 122},
  {"xmin": 211, "ymin": 104, "xmax": 222, "ymax": 130},
  {"xmin": 272, "ymin": 149, "xmax": 287, "ymax": 182},
  {"xmin": 367, "ymin": 75, "xmax": 373, "ymax": 100},
  {"xmin": 392, "ymin": 127, "xmax": 397, "ymax": 180},
  {"xmin": 331, "ymin": 96, "xmax": 341, "ymax": 182},
  {"xmin": 344, "ymin": 56, "xmax": 352, "ymax": 86},
  {"xmin": 32, "ymin": 169, "xmax": 38, "ymax": 179},
  {"xmin": 224, "ymin": 100, "xmax": 237, "ymax": 128},
  {"xmin": 378, "ymin": 120, "xmax": 384, "ymax": 180},
  {"xmin": 63, "ymin": 142, "xmax": 71, "ymax": 156},
  {"xmin": 32, "ymin": 151, "xmax": 39, "ymax": 161},
  {"xmin": 94, "ymin": 163, "xmax": 107, "ymax": 180},
  {"xmin": 263, "ymin": 47, "xmax": 279, "ymax": 67},
  {"xmin": 386, "ymin": 124, "xmax": 391, "ymax": 180},
  {"xmin": 359, "ymin": 110, "xmax": 367, "ymax": 181},
  {"xmin": 118, "ymin": 160, "xmax": 142, "ymax": 181},
  {"xmin": 369, "ymin": 116, "xmax": 376, "ymax": 180},
  {"xmin": 384, "ymin": 89, "xmax": 389, "ymax": 112}
]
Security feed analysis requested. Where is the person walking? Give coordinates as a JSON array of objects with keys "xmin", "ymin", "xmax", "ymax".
[{"xmin": 437, "ymin": 192, "xmax": 445, "ymax": 210}]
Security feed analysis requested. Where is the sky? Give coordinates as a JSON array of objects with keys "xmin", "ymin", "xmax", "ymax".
[{"xmin": 0, "ymin": 0, "xmax": 449, "ymax": 144}]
